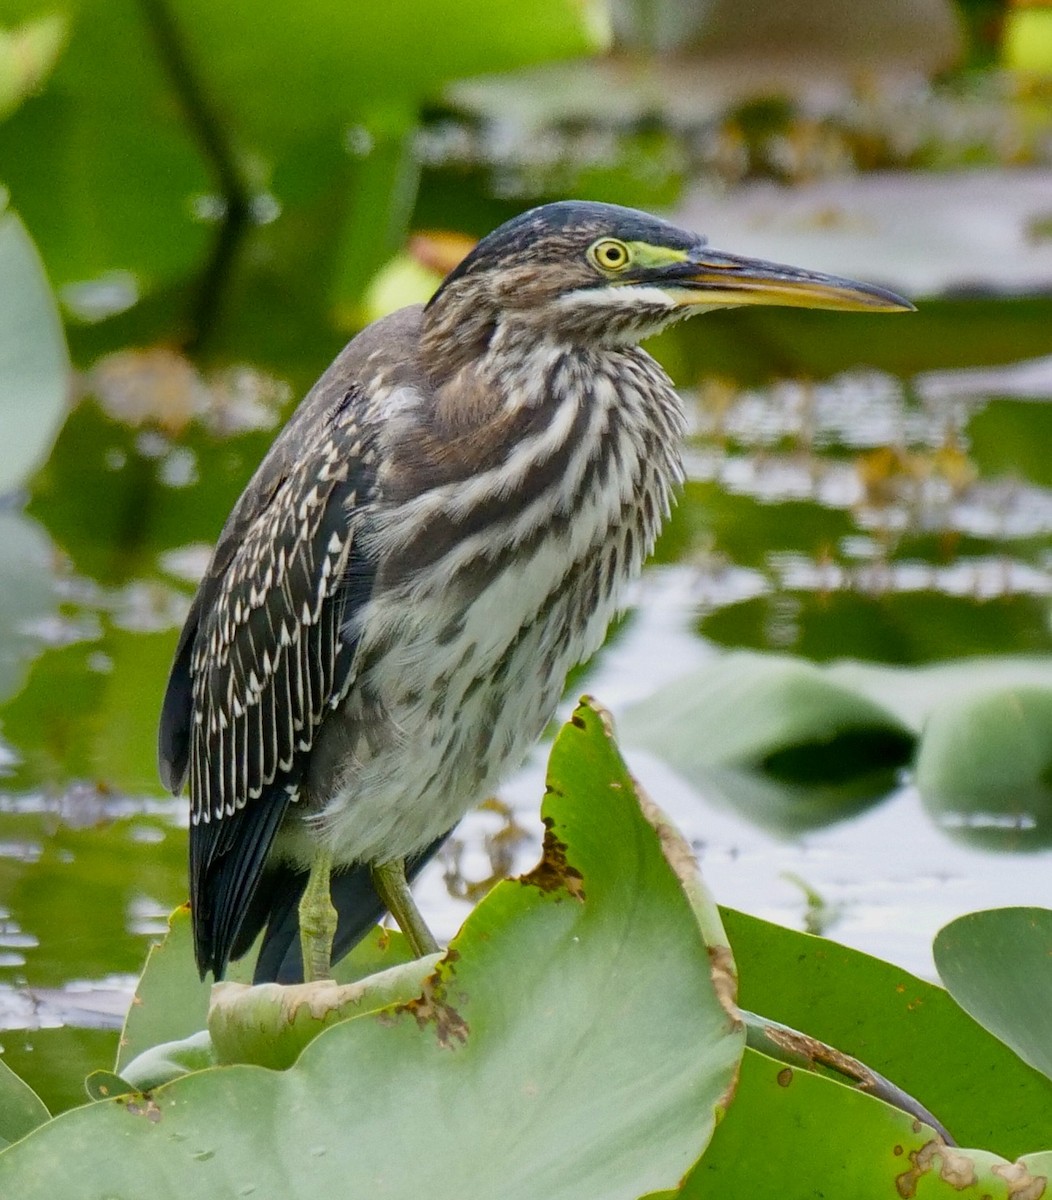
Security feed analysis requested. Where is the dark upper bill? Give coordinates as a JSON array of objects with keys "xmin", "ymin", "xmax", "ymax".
[{"xmin": 665, "ymin": 249, "xmax": 915, "ymax": 313}]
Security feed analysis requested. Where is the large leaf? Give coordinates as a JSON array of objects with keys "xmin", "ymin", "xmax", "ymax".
[
  {"xmin": 0, "ymin": 204, "xmax": 69, "ymax": 494},
  {"xmin": 116, "ymin": 904, "xmax": 206, "ymax": 1074},
  {"xmin": 934, "ymin": 908, "xmax": 1052, "ymax": 1084},
  {"xmin": 678, "ymin": 1047, "xmax": 1052, "ymax": 1199},
  {"xmin": 117, "ymin": 902, "xmax": 423, "ymax": 1075},
  {"xmin": 916, "ymin": 688, "xmax": 1052, "ymax": 848},
  {"xmin": 720, "ymin": 908, "xmax": 1052, "ymax": 1159},
  {"xmin": 0, "ymin": 1057, "xmax": 49, "ymax": 1150},
  {"xmin": 0, "ymin": 700, "xmax": 743, "ymax": 1198},
  {"xmin": 207, "ymin": 956, "xmax": 440, "ymax": 1072},
  {"xmin": 621, "ymin": 651, "xmax": 915, "ymax": 833}
]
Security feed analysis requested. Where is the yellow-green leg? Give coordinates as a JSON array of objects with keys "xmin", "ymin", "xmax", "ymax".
[
  {"xmin": 299, "ymin": 849, "xmax": 336, "ymax": 982},
  {"xmin": 371, "ymin": 858, "xmax": 439, "ymax": 957}
]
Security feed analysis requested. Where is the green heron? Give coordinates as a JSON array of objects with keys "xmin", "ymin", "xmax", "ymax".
[{"xmin": 158, "ymin": 200, "xmax": 912, "ymax": 984}]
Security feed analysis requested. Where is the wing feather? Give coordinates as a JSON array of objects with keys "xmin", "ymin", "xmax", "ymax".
[{"xmin": 164, "ymin": 388, "xmax": 380, "ymax": 977}]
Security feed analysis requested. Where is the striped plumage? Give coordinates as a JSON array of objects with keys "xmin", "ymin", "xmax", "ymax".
[{"xmin": 159, "ymin": 200, "xmax": 912, "ymax": 983}]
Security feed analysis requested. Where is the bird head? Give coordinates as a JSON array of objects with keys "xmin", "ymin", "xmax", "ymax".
[{"xmin": 425, "ymin": 200, "xmax": 913, "ymax": 349}]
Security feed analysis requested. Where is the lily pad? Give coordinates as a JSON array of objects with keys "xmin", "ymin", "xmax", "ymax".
[
  {"xmin": 116, "ymin": 904, "xmax": 205, "ymax": 1074},
  {"xmin": 118, "ymin": 1032, "xmax": 215, "ymax": 1094},
  {"xmin": 0, "ymin": 700, "xmax": 743, "ymax": 1199},
  {"xmin": 721, "ymin": 907, "xmax": 1052, "ymax": 1158},
  {"xmin": 0, "ymin": 1056, "xmax": 49, "ymax": 1150},
  {"xmin": 934, "ymin": 908, "xmax": 1052, "ymax": 1084},
  {"xmin": 621, "ymin": 652, "xmax": 915, "ymax": 832},
  {"xmin": 117, "ymin": 902, "xmax": 425, "ymax": 1076},
  {"xmin": 678, "ymin": 1047, "xmax": 1052, "ymax": 1199},
  {"xmin": 916, "ymin": 688, "xmax": 1052, "ymax": 848},
  {"xmin": 207, "ymin": 955, "xmax": 440, "ymax": 1072},
  {"xmin": 0, "ymin": 205, "xmax": 69, "ymax": 495}
]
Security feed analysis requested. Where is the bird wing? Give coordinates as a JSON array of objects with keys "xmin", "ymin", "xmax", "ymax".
[{"xmin": 159, "ymin": 366, "xmax": 383, "ymax": 977}]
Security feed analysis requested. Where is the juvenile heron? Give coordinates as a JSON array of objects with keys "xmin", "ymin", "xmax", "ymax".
[{"xmin": 158, "ymin": 200, "xmax": 912, "ymax": 984}]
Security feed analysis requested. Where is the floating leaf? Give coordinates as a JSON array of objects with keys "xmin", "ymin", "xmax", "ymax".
[
  {"xmin": 916, "ymin": 688, "xmax": 1052, "ymax": 848},
  {"xmin": 116, "ymin": 905, "xmax": 207, "ymax": 1074},
  {"xmin": 934, "ymin": 908, "xmax": 1052, "ymax": 1084},
  {"xmin": 119, "ymin": 1032, "xmax": 215, "ymax": 1093},
  {"xmin": 721, "ymin": 907, "xmax": 1052, "ymax": 1158},
  {"xmin": 0, "ymin": 1056, "xmax": 49, "ymax": 1149},
  {"xmin": 208, "ymin": 956, "xmax": 439, "ymax": 1071},
  {"xmin": 621, "ymin": 652, "xmax": 915, "ymax": 833},
  {"xmin": 0, "ymin": 206, "xmax": 69, "ymax": 494},
  {"xmin": 0, "ymin": 700, "xmax": 744, "ymax": 1199},
  {"xmin": 678, "ymin": 1047, "xmax": 1051, "ymax": 1199}
]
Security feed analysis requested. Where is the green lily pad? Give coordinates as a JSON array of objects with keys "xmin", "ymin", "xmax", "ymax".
[
  {"xmin": 118, "ymin": 1032, "xmax": 215, "ymax": 1094},
  {"xmin": 0, "ymin": 205, "xmax": 69, "ymax": 495},
  {"xmin": 621, "ymin": 651, "xmax": 915, "ymax": 832},
  {"xmin": 721, "ymin": 907, "xmax": 1052, "ymax": 1158},
  {"xmin": 207, "ymin": 955, "xmax": 440, "ymax": 1071},
  {"xmin": 116, "ymin": 904, "xmax": 205, "ymax": 1074},
  {"xmin": 0, "ymin": 701, "xmax": 742, "ymax": 1198},
  {"xmin": 678, "ymin": 1047, "xmax": 1052, "ymax": 1199},
  {"xmin": 117, "ymin": 901, "xmax": 426, "ymax": 1076},
  {"xmin": 623, "ymin": 651, "xmax": 915, "ymax": 775},
  {"xmin": 0, "ymin": 1056, "xmax": 49, "ymax": 1149},
  {"xmin": 934, "ymin": 908, "xmax": 1052, "ymax": 1084},
  {"xmin": 916, "ymin": 688, "xmax": 1052, "ymax": 848}
]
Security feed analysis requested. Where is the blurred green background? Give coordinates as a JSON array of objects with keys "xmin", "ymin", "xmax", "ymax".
[{"xmin": 0, "ymin": 0, "xmax": 1050, "ymax": 1113}]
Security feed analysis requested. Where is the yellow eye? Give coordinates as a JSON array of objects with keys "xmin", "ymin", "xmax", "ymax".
[{"xmin": 589, "ymin": 238, "xmax": 631, "ymax": 272}]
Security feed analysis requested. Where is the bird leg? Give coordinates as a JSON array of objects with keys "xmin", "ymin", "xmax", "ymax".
[
  {"xmin": 299, "ymin": 849, "xmax": 337, "ymax": 982},
  {"xmin": 371, "ymin": 858, "xmax": 439, "ymax": 958}
]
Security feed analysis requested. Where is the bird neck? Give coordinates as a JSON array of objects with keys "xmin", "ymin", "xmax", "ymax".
[
  {"xmin": 421, "ymin": 289, "xmax": 657, "ymax": 405},
  {"xmin": 421, "ymin": 284, "xmax": 500, "ymax": 387}
]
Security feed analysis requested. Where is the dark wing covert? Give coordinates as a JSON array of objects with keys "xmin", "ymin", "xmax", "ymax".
[{"xmin": 159, "ymin": 384, "xmax": 380, "ymax": 978}]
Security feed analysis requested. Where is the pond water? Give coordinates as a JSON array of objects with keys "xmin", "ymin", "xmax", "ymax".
[{"xmin": 1, "ymin": 147, "xmax": 1051, "ymax": 1113}]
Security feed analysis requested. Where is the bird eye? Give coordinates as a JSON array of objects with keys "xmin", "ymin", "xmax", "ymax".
[{"xmin": 589, "ymin": 238, "xmax": 631, "ymax": 272}]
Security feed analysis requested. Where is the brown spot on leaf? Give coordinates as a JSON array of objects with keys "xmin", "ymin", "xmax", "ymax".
[
  {"xmin": 777, "ymin": 1068, "xmax": 793, "ymax": 1087},
  {"xmin": 896, "ymin": 1140, "xmax": 939, "ymax": 1198},
  {"xmin": 896, "ymin": 1141, "xmax": 981, "ymax": 1197},
  {"xmin": 519, "ymin": 818, "xmax": 585, "ymax": 901},
  {"xmin": 894, "ymin": 1145, "xmax": 904, "ymax": 1157},
  {"xmin": 939, "ymin": 1147, "xmax": 979, "ymax": 1190},
  {"xmin": 707, "ymin": 944, "xmax": 741, "ymax": 1028},
  {"xmin": 993, "ymin": 1160, "xmax": 1047, "ymax": 1200},
  {"xmin": 123, "ymin": 1097, "xmax": 163, "ymax": 1124},
  {"xmin": 399, "ymin": 964, "xmax": 469, "ymax": 1049}
]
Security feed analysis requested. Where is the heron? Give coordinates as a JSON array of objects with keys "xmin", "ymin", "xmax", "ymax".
[{"xmin": 158, "ymin": 200, "xmax": 912, "ymax": 984}]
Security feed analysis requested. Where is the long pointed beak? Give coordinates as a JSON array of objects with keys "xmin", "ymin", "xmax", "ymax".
[{"xmin": 667, "ymin": 249, "xmax": 914, "ymax": 313}]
